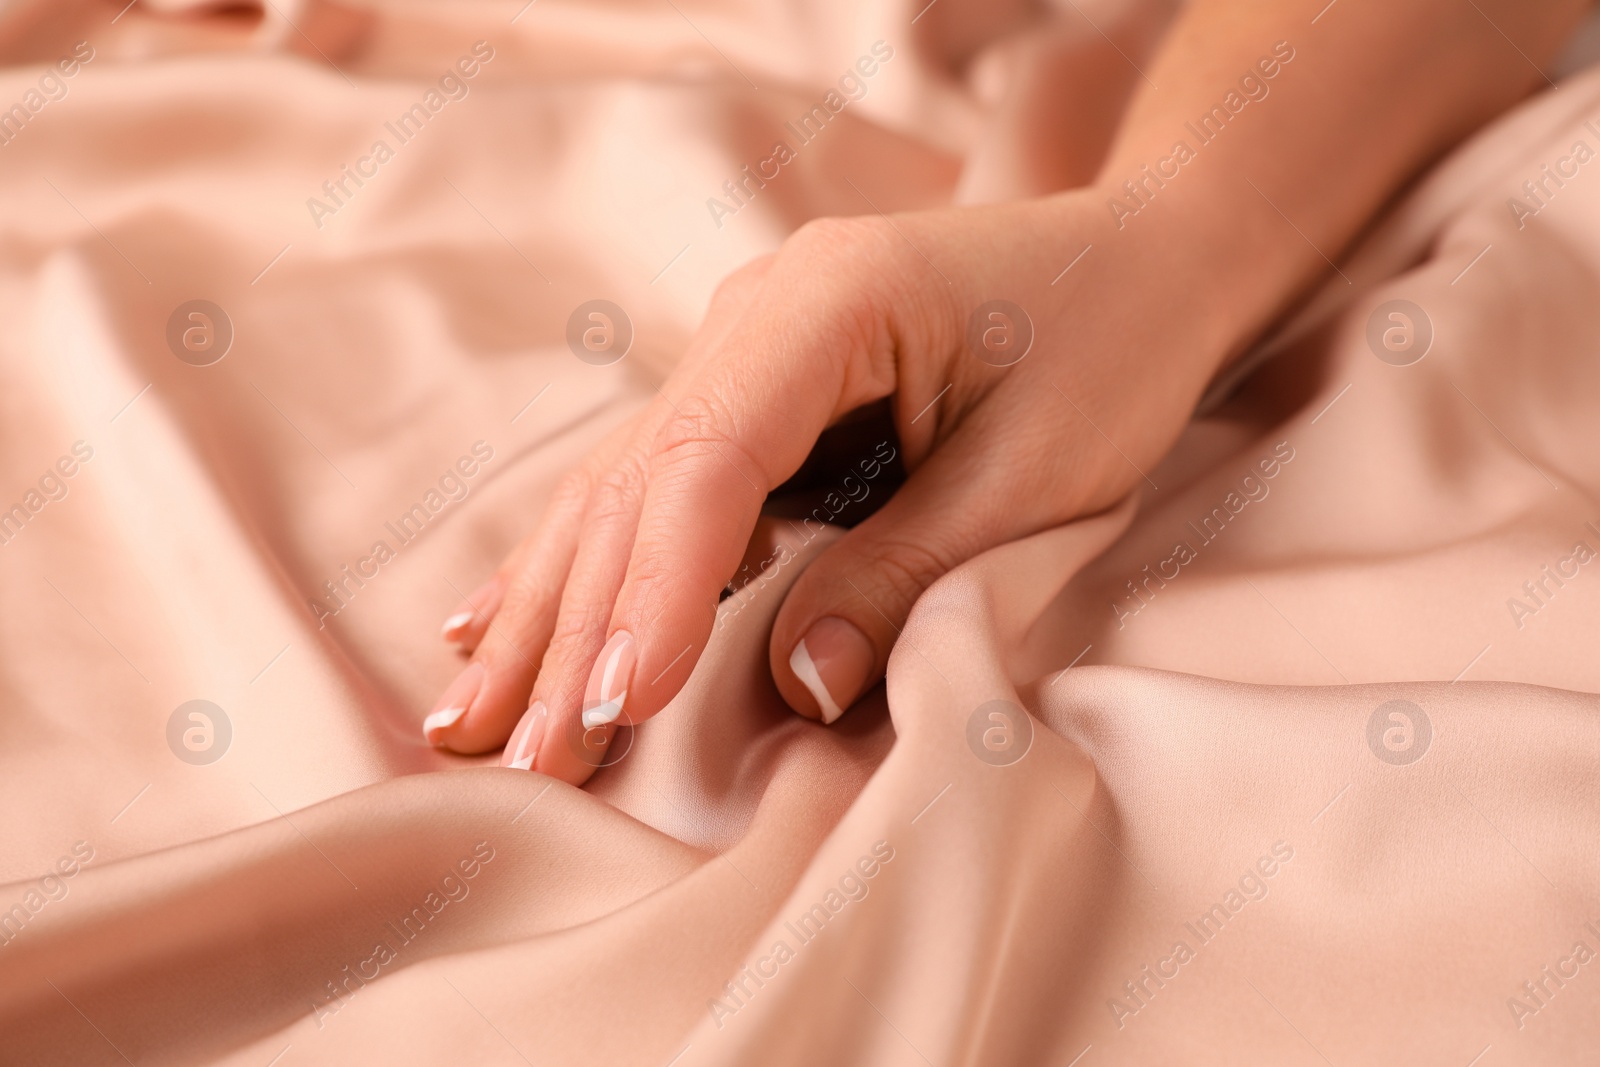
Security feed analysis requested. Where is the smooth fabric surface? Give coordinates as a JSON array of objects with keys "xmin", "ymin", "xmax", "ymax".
[{"xmin": 2, "ymin": 1, "xmax": 1599, "ymax": 1064}]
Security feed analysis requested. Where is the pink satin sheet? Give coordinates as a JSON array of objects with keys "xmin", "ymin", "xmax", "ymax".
[{"xmin": 1, "ymin": 1, "xmax": 1598, "ymax": 1063}]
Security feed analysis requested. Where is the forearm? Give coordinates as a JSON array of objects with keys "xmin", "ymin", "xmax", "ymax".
[{"xmin": 1086, "ymin": 0, "xmax": 1589, "ymax": 372}]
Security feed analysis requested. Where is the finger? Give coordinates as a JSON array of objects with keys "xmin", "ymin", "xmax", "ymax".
[
  {"xmin": 423, "ymin": 472, "xmax": 589, "ymax": 753},
  {"xmin": 497, "ymin": 257, "xmax": 783, "ymax": 775},
  {"xmin": 427, "ymin": 405, "xmax": 649, "ymax": 750},
  {"xmin": 440, "ymin": 578, "xmax": 501, "ymax": 653},
  {"xmin": 439, "ymin": 540, "xmax": 529, "ymax": 654},
  {"xmin": 593, "ymin": 220, "xmax": 918, "ymax": 740},
  {"xmin": 440, "ymin": 502, "xmax": 567, "ymax": 651},
  {"xmin": 519, "ymin": 452, "xmax": 652, "ymax": 784},
  {"xmin": 769, "ymin": 416, "xmax": 1085, "ymax": 722}
]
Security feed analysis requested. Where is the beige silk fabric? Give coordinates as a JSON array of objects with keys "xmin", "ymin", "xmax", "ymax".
[{"xmin": 1, "ymin": 1, "xmax": 1599, "ymax": 1063}]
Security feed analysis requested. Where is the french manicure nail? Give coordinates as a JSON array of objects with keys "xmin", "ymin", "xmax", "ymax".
[
  {"xmin": 440, "ymin": 611, "xmax": 476, "ymax": 644},
  {"xmin": 582, "ymin": 630, "xmax": 635, "ymax": 729},
  {"xmin": 424, "ymin": 661, "xmax": 485, "ymax": 746},
  {"xmin": 441, "ymin": 581, "xmax": 496, "ymax": 647},
  {"xmin": 502, "ymin": 701, "xmax": 547, "ymax": 770},
  {"xmin": 789, "ymin": 617, "xmax": 874, "ymax": 724}
]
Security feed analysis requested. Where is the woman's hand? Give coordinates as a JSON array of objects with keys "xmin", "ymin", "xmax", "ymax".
[
  {"xmin": 419, "ymin": 0, "xmax": 1580, "ymax": 783},
  {"xmin": 424, "ymin": 189, "xmax": 1240, "ymax": 782},
  {"xmin": 421, "ymin": 0, "xmax": 1587, "ymax": 784}
]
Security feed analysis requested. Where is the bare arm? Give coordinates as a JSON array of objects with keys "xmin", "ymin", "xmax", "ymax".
[{"xmin": 1093, "ymin": 0, "xmax": 1587, "ymax": 370}]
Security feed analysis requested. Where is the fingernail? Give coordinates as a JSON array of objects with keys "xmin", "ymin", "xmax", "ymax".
[
  {"xmin": 440, "ymin": 581, "xmax": 495, "ymax": 647},
  {"xmin": 502, "ymin": 701, "xmax": 547, "ymax": 770},
  {"xmin": 582, "ymin": 630, "xmax": 635, "ymax": 729},
  {"xmin": 424, "ymin": 661, "xmax": 485, "ymax": 746},
  {"xmin": 789, "ymin": 617, "xmax": 873, "ymax": 724},
  {"xmin": 440, "ymin": 611, "xmax": 476, "ymax": 644}
]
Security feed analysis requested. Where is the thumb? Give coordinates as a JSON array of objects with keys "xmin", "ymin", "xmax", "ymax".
[{"xmin": 769, "ymin": 429, "xmax": 1072, "ymax": 723}]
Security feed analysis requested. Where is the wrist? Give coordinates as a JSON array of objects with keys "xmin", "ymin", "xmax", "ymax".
[
  {"xmin": 1072, "ymin": 174, "xmax": 1312, "ymax": 377},
  {"xmin": 1015, "ymin": 186, "xmax": 1271, "ymax": 385}
]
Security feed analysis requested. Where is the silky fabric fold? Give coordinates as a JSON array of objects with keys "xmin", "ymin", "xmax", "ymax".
[{"xmin": 0, "ymin": 1, "xmax": 1598, "ymax": 1064}]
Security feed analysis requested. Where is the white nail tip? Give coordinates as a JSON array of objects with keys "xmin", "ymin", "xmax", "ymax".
[
  {"xmin": 507, "ymin": 703, "xmax": 546, "ymax": 770},
  {"xmin": 790, "ymin": 640, "xmax": 844, "ymax": 724},
  {"xmin": 584, "ymin": 634, "xmax": 632, "ymax": 730},
  {"xmin": 422, "ymin": 705, "xmax": 467, "ymax": 742},
  {"xmin": 508, "ymin": 731, "xmax": 537, "ymax": 769},
  {"xmin": 582, "ymin": 693, "xmax": 626, "ymax": 730},
  {"xmin": 441, "ymin": 612, "xmax": 474, "ymax": 638}
]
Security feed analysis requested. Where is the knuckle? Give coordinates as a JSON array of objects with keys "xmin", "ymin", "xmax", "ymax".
[
  {"xmin": 626, "ymin": 548, "xmax": 720, "ymax": 625},
  {"xmin": 549, "ymin": 469, "xmax": 594, "ymax": 519},
  {"xmin": 586, "ymin": 458, "xmax": 647, "ymax": 527},
  {"xmin": 709, "ymin": 253, "xmax": 776, "ymax": 309},
  {"xmin": 498, "ymin": 558, "xmax": 561, "ymax": 626},
  {"xmin": 547, "ymin": 603, "xmax": 601, "ymax": 650},
  {"xmin": 852, "ymin": 536, "xmax": 954, "ymax": 616},
  {"xmin": 654, "ymin": 390, "xmax": 730, "ymax": 452},
  {"xmin": 542, "ymin": 603, "xmax": 609, "ymax": 677},
  {"xmin": 481, "ymin": 576, "xmax": 558, "ymax": 658},
  {"xmin": 788, "ymin": 215, "xmax": 894, "ymax": 262},
  {"xmin": 784, "ymin": 217, "xmax": 904, "ymax": 302},
  {"xmin": 650, "ymin": 391, "xmax": 765, "ymax": 484},
  {"xmin": 776, "ymin": 217, "xmax": 908, "ymax": 384}
]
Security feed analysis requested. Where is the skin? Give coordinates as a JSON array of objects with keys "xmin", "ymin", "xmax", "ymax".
[{"xmin": 430, "ymin": 0, "xmax": 1590, "ymax": 783}]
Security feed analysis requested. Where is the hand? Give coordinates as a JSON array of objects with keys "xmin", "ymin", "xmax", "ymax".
[
  {"xmin": 419, "ymin": 0, "xmax": 1589, "ymax": 785},
  {"xmin": 425, "ymin": 189, "xmax": 1239, "ymax": 782}
]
